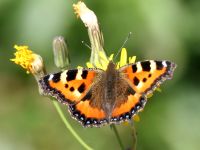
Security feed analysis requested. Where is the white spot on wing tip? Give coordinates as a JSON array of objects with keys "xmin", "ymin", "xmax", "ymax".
[
  {"xmin": 49, "ymin": 74, "xmax": 54, "ymax": 80},
  {"xmin": 136, "ymin": 62, "xmax": 142, "ymax": 72},
  {"xmin": 150, "ymin": 60, "xmax": 156, "ymax": 73},
  {"xmin": 76, "ymin": 69, "xmax": 83, "ymax": 80},
  {"xmin": 162, "ymin": 61, "xmax": 167, "ymax": 67},
  {"xmin": 61, "ymin": 70, "xmax": 68, "ymax": 83}
]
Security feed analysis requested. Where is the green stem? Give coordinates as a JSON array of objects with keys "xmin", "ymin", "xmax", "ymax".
[
  {"xmin": 111, "ymin": 124, "xmax": 125, "ymax": 150},
  {"xmin": 130, "ymin": 122, "xmax": 137, "ymax": 150},
  {"xmin": 52, "ymin": 100, "xmax": 93, "ymax": 150}
]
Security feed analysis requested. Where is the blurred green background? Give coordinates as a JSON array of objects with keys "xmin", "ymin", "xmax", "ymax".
[{"xmin": 1, "ymin": 0, "xmax": 200, "ymax": 150}]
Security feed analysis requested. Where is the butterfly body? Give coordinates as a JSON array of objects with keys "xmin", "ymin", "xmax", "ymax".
[{"xmin": 39, "ymin": 60, "xmax": 176, "ymax": 127}]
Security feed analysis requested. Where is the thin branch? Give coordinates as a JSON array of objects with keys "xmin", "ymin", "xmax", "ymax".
[
  {"xmin": 130, "ymin": 122, "xmax": 137, "ymax": 150},
  {"xmin": 110, "ymin": 124, "xmax": 125, "ymax": 150}
]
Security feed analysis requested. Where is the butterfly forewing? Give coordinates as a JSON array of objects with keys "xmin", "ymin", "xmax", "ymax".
[
  {"xmin": 119, "ymin": 60, "xmax": 176, "ymax": 95},
  {"xmin": 39, "ymin": 68, "xmax": 101, "ymax": 104}
]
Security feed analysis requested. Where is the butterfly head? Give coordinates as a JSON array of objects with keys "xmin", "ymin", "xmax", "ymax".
[{"xmin": 106, "ymin": 61, "xmax": 117, "ymax": 73}]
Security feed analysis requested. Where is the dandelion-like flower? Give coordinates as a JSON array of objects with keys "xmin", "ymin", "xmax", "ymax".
[{"xmin": 10, "ymin": 45, "xmax": 45, "ymax": 80}]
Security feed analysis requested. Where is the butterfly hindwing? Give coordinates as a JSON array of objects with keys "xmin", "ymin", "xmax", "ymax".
[
  {"xmin": 68, "ymin": 100, "xmax": 107, "ymax": 127},
  {"xmin": 111, "ymin": 93, "xmax": 147, "ymax": 123},
  {"xmin": 39, "ymin": 68, "xmax": 101, "ymax": 104},
  {"xmin": 119, "ymin": 60, "xmax": 176, "ymax": 95}
]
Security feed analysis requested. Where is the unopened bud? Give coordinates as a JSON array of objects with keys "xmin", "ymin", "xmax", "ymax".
[{"xmin": 53, "ymin": 36, "xmax": 70, "ymax": 69}]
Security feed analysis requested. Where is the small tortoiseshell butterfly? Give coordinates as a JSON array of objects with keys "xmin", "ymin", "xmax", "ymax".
[{"xmin": 39, "ymin": 60, "xmax": 176, "ymax": 127}]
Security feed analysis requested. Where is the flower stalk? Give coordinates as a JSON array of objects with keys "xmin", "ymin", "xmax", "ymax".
[
  {"xmin": 110, "ymin": 124, "xmax": 125, "ymax": 150},
  {"xmin": 130, "ymin": 123, "xmax": 137, "ymax": 150}
]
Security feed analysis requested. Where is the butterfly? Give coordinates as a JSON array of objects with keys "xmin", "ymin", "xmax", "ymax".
[{"xmin": 39, "ymin": 60, "xmax": 176, "ymax": 127}]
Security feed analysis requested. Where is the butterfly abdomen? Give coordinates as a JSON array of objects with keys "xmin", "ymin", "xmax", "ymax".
[{"xmin": 99, "ymin": 62, "xmax": 132, "ymax": 118}]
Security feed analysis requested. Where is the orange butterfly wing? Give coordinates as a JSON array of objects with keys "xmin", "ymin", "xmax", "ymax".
[
  {"xmin": 120, "ymin": 60, "xmax": 176, "ymax": 95},
  {"xmin": 39, "ymin": 68, "xmax": 100, "ymax": 104},
  {"xmin": 111, "ymin": 93, "xmax": 146, "ymax": 123},
  {"xmin": 110, "ymin": 60, "xmax": 176, "ymax": 122},
  {"xmin": 68, "ymin": 100, "xmax": 107, "ymax": 127}
]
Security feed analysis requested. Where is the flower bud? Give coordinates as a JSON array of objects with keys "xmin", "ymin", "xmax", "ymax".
[
  {"xmin": 53, "ymin": 36, "xmax": 70, "ymax": 69},
  {"xmin": 73, "ymin": 1, "xmax": 107, "ymax": 68}
]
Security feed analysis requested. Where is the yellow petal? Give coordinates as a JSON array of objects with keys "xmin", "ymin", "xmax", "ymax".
[
  {"xmin": 96, "ymin": 61, "xmax": 105, "ymax": 70},
  {"xmin": 77, "ymin": 66, "xmax": 83, "ymax": 69},
  {"xmin": 119, "ymin": 48, "xmax": 127, "ymax": 67},
  {"xmin": 11, "ymin": 45, "xmax": 35, "ymax": 73},
  {"xmin": 108, "ymin": 54, "xmax": 114, "ymax": 61},
  {"xmin": 129, "ymin": 56, "xmax": 136, "ymax": 63},
  {"xmin": 123, "ymin": 121, "xmax": 129, "ymax": 126},
  {"xmin": 116, "ymin": 62, "xmax": 120, "ymax": 69},
  {"xmin": 156, "ymin": 87, "xmax": 162, "ymax": 92},
  {"xmin": 133, "ymin": 115, "xmax": 140, "ymax": 122},
  {"xmin": 11, "ymin": 45, "xmax": 44, "ymax": 77},
  {"xmin": 147, "ymin": 93, "xmax": 153, "ymax": 99},
  {"xmin": 98, "ymin": 51, "xmax": 109, "ymax": 63},
  {"xmin": 86, "ymin": 62, "xmax": 94, "ymax": 68}
]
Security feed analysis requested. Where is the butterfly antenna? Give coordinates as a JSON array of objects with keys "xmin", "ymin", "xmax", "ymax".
[
  {"xmin": 81, "ymin": 41, "xmax": 92, "ymax": 50},
  {"xmin": 114, "ymin": 32, "xmax": 132, "ymax": 61}
]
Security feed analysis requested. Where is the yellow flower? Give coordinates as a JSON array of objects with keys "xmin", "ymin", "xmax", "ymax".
[
  {"xmin": 86, "ymin": 48, "xmax": 136, "ymax": 70},
  {"xmin": 10, "ymin": 45, "xmax": 45, "ymax": 78}
]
